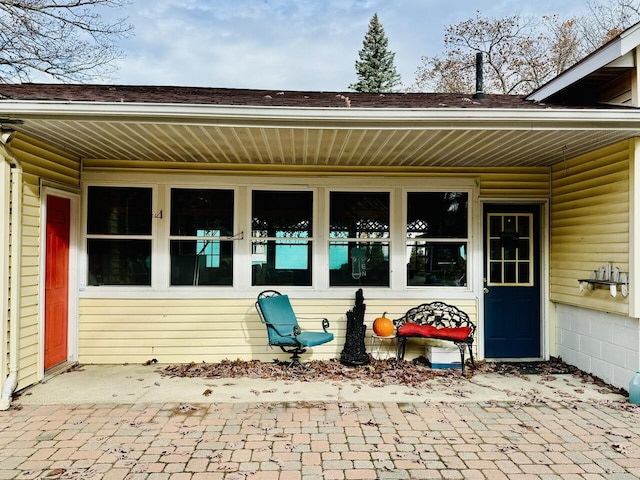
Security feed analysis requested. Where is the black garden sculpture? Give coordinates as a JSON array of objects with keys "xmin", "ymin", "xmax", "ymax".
[{"xmin": 340, "ymin": 288, "xmax": 370, "ymax": 366}]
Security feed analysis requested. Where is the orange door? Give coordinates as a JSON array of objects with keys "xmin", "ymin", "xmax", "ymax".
[{"xmin": 44, "ymin": 195, "xmax": 70, "ymax": 369}]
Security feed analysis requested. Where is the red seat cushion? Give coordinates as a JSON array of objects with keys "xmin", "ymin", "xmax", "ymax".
[
  {"xmin": 397, "ymin": 323, "xmax": 471, "ymax": 342},
  {"xmin": 430, "ymin": 326, "xmax": 472, "ymax": 342},
  {"xmin": 397, "ymin": 323, "xmax": 437, "ymax": 337}
]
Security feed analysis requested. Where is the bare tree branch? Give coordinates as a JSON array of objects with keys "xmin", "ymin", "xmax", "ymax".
[
  {"xmin": 411, "ymin": 1, "xmax": 640, "ymax": 94},
  {"xmin": 0, "ymin": 0, "xmax": 132, "ymax": 83}
]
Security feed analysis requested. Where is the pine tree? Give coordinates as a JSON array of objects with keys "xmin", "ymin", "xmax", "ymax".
[{"xmin": 349, "ymin": 13, "xmax": 402, "ymax": 93}]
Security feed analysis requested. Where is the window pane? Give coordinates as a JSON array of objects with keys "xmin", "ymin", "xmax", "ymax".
[
  {"xmin": 518, "ymin": 262, "xmax": 530, "ymax": 284},
  {"xmin": 407, "ymin": 242, "xmax": 466, "ymax": 286},
  {"xmin": 87, "ymin": 239, "xmax": 151, "ymax": 285},
  {"xmin": 407, "ymin": 192, "xmax": 468, "ymax": 238},
  {"xmin": 87, "ymin": 186, "xmax": 152, "ymax": 235},
  {"xmin": 171, "ymin": 189, "xmax": 234, "ymax": 236},
  {"xmin": 169, "ymin": 188, "xmax": 235, "ymax": 286},
  {"xmin": 170, "ymin": 240, "xmax": 233, "ymax": 286},
  {"xmin": 489, "ymin": 216, "xmax": 502, "ymax": 237},
  {"xmin": 504, "ymin": 262, "xmax": 517, "ymax": 283},
  {"xmin": 251, "ymin": 191, "xmax": 313, "ymax": 286},
  {"xmin": 504, "ymin": 245, "xmax": 516, "ymax": 261},
  {"xmin": 518, "ymin": 239, "xmax": 530, "ymax": 260},
  {"xmin": 330, "ymin": 192, "xmax": 389, "ymax": 239},
  {"xmin": 518, "ymin": 215, "xmax": 530, "ymax": 237},
  {"xmin": 490, "ymin": 262, "xmax": 502, "ymax": 283},
  {"xmin": 252, "ymin": 191, "xmax": 313, "ymax": 238},
  {"xmin": 329, "ymin": 241, "xmax": 389, "ymax": 286},
  {"xmin": 490, "ymin": 239, "xmax": 502, "ymax": 260},
  {"xmin": 252, "ymin": 240, "xmax": 312, "ymax": 286}
]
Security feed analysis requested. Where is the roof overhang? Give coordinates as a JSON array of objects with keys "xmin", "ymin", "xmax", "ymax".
[
  {"xmin": 2, "ymin": 100, "xmax": 640, "ymax": 169},
  {"xmin": 526, "ymin": 22, "xmax": 640, "ymax": 103}
]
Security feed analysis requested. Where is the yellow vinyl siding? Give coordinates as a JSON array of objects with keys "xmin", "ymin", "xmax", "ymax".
[
  {"xmin": 11, "ymin": 136, "xmax": 80, "ymax": 188},
  {"xmin": 83, "ymin": 161, "xmax": 550, "ymax": 199},
  {"xmin": 10, "ymin": 135, "xmax": 80, "ymax": 390},
  {"xmin": 15, "ymin": 182, "xmax": 40, "ymax": 387},
  {"xmin": 477, "ymin": 169, "xmax": 550, "ymax": 198},
  {"xmin": 78, "ymin": 297, "xmax": 477, "ymax": 364},
  {"xmin": 598, "ymin": 70, "xmax": 633, "ymax": 106},
  {"xmin": 74, "ymin": 165, "xmax": 542, "ymax": 365},
  {"xmin": 550, "ymin": 140, "xmax": 630, "ymax": 314}
]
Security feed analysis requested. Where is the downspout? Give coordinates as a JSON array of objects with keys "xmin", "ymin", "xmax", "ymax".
[{"xmin": 0, "ymin": 131, "xmax": 22, "ymax": 411}]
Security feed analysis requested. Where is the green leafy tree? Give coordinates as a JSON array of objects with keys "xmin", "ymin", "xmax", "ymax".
[{"xmin": 349, "ymin": 13, "xmax": 401, "ymax": 93}]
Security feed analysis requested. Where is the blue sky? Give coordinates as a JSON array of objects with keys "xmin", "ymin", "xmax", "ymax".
[{"xmin": 108, "ymin": 0, "xmax": 590, "ymax": 91}]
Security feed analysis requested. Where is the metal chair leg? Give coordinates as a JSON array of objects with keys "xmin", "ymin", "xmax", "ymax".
[{"xmin": 284, "ymin": 350, "xmax": 311, "ymax": 372}]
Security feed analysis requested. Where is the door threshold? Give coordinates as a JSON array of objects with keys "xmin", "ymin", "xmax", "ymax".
[{"xmin": 44, "ymin": 361, "xmax": 78, "ymax": 382}]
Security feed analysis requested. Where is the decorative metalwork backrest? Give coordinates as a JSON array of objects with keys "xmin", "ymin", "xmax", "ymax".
[{"xmin": 393, "ymin": 301, "xmax": 475, "ymax": 334}]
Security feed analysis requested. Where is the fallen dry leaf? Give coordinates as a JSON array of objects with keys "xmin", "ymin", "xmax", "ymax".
[
  {"xmin": 159, "ymin": 356, "xmax": 626, "ymax": 397},
  {"xmin": 46, "ymin": 468, "xmax": 67, "ymax": 477}
]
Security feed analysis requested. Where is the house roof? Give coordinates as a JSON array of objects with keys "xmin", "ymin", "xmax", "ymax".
[
  {"xmin": 0, "ymin": 84, "xmax": 554, "ymax": 109},
  {"xmin": 0, "ymin": 83, "xmax": 638, "ymax": 170},
  {"xmin": 526, "ymin": 21, "xmax": 640, "ymax": 104}
]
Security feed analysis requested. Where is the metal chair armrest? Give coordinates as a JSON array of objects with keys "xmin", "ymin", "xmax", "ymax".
[{"xmin": 297, "ymin": 316, "xmax": 331, "ymax": 332}]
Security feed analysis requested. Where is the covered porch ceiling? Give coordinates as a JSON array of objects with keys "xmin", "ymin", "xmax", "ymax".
[{"xmin": 4, "ymin": 103, "xmax": 640, "ymax": 168}]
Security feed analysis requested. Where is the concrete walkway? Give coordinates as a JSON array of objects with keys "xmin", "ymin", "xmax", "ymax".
[{"xmin": 2, "ymin": 364, "xmax": 640, "ymax": 479}]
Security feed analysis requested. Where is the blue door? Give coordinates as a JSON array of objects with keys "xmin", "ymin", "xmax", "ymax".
[{"xmin": 483, "ymin": 204, "xmax": 541, "ymax": 358}]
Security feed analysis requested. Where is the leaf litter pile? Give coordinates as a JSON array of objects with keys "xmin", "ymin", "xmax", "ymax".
[
  {"xmin": 162, "ymin": 356, "xmax": 625, "ymax": 395},
  {"xmin": 163, "ymin": 357, "xmax": 445, "ymax": 389}
]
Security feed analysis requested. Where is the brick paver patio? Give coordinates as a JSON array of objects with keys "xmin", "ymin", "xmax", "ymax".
[{"xmin": 2, "ymin": 398, "xmax": 640, "ymax": 479}]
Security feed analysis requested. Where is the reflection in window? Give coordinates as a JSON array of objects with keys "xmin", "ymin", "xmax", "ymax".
[
  {"xmin": 87, "ymin": 186, "xmax": 152, "ymax": 235},
  {"xmin": 170, "ymin": 189, "xmax": 234, "ymax": 286},
  {"xmin": 88, "ymin": 239, "xmax": 151, "ymax": 286},
  {"xmin": 197, "ymin": 230, "xmax": 220, "ymax": 268},
  {"xmin": 329, "ymin": 192, "xmax": 390, "ymax": 286},
  {"xmin": 406, "ymin": 192, "xmax": 468, "ymax": 287},
  {"xmin": 251, "ymin": 190, "xmax": 313, "ymax": 286},
  {"xmin": 86, "ymin": 186, "xmax": 152, "ymax": 286}
]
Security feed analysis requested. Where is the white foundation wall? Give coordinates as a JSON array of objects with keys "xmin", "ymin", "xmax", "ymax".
[{"xmin": 555, "ymin": 303, "xmax": 639, "ymax": 390}]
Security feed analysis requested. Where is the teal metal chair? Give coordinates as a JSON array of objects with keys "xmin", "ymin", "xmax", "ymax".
[{"xmin": 255, "ymin": 290, "xmax": 334, "ymax": 371}]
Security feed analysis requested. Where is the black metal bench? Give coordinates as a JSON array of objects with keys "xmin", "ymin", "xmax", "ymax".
[{"xmin": 393, "ymin": 301, "xmax": 476, "ymax": 374}]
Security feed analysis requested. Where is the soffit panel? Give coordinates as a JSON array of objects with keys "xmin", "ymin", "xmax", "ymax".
[{"xmin": 11, "ymin": 118, "xmax": 640, "ymax": 168}]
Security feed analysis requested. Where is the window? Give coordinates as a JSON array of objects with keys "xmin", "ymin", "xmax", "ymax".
[
  {"xmin": 87, "ymin": 186, "xmax": 152, "ymax": 286},
  {"xmin": 406, "ymin": 192, "xmax": 468, "ymax": 287},
  {"xmin": 251, "ymin": 190, "xmax": 313, "ymax": 286},
  {"xmin": 329, "ymin": 192, "xmax": 390, "ymax": 286},
  {"xmin": 170, "ymin": 188, "xmax": 234, "ymax": 286},
  {"xmin": 84, "ymin": 178, "xmax": 474, "ymax": 292},
  {"xmin": 487, "ymin": 214, "xmax": 532, "ymax": 285}
]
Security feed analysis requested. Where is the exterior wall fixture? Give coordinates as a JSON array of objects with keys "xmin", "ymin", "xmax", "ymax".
[
  {"xmin": 0, "ymin": 128, "xmax": 15, "ymax": 145},
  {"xmin": 578, "ymin": 262, "xmax": 629, "ymax": 298}
]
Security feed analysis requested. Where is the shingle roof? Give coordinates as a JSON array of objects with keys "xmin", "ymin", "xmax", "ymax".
[{"xmin": 0, "ymin": 83, "xmax": 567, "ymax": 109}]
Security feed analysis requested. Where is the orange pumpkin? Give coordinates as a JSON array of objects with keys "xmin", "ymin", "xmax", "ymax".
[{"xmin": 373, "ymin": 312, "xmax": 394, "ymax": 337}]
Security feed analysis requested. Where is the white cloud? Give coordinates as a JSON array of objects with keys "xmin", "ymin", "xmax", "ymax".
[{"xmin": 109, "ymin": 0, "xmax": 592, "ymax": 90}]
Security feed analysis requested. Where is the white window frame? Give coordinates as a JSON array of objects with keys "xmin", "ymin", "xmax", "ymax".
[
  {"xmin": 326, "ymin": 189, "xmax": 392, "ymax": 289},
  {"xmin": 166, "ymin": 186, "xmax": 237, "ymax": 288},
  {"xmin": 405, "ymin": 190, "xmax": 471, "ymax": 289},
  {"xmin": 83, "ymin": 183, "xmax": 157, "ymax": 290},
  {"xmin": 80, "ymin": 172, "xmax": 476, "ymax": 299},
  {"xmin": 249, "ymin": 188, "xmax": 316, "ymax": 288}
]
